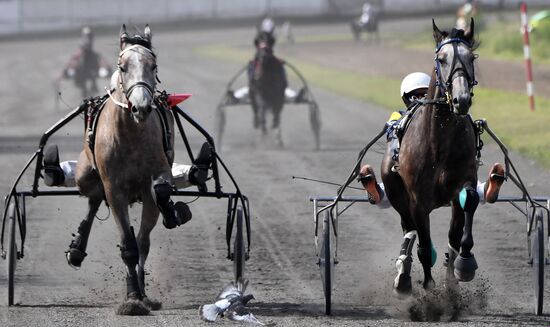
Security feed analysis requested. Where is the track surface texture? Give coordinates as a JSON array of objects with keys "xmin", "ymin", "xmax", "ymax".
[{"xmin": 0, "ymin": 17, "xmax": 549, "ymax": 326}]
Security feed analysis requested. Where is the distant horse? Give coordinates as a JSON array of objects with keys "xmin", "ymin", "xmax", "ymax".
[
  {"xmin": 71, "ymin": 25, "xmax": 190, "ymax": 315},
  {"xmin": 350, "ymin": 5, "xmax": 380, "ymax": 43},
  {"xmin": 381, "ymin": 19, "xmax": 480, "ymax": 295},
  {"xmin": 249, "ymin": 31, "xmax": 288, "ymax": 146}
]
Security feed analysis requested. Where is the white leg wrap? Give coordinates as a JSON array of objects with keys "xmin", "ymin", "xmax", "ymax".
[
  {"xmin": 375, "ymin": 183, "xmax": 391, "ymax": 209},
  {"xmin": 477, "ymin": 181, "xmax": 486, "ymax": 204},
  {"xmin": 60, "ymin": 160, "xmax": 77, "ymax": 187},
  {"xmin": 59, "ymin": 160, "xmax": 193, "ymax": 189},
  {"xmin": 234, "ymin": 86, "xmax": 249, "ymax": 100},
  {"xmin": 171, "ymin": 163, "xmax": 192, "ymax": 189}
]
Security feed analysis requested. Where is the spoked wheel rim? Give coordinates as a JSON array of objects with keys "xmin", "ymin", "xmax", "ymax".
[
  {"xmin": 532, "ymin": 210, "xmax": 544, "ymax": 316},
  {"xmin": 233, "ymin": 207, "xmax": 246, "ymax": 283},
  {"xmin": 319, "ymin": 211, "xmax": 333, "ymax": 315},
  {"xmin": 7, "ymin": 203, "xmax": 17, "ymax": 306}
]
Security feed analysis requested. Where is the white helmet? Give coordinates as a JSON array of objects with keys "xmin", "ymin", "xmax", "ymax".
[
  {"xmin": 400, "ymin": 72, "xmax": 431, "ymax": 97},
  {"xmin": 261, "ymin": 17, "xmax": 275, "ymax": 33}
]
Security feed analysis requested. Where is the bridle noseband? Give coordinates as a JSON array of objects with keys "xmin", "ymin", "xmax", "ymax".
[
  {"xmin": 108, "ymin": 44, "xmax": 157, "ymax": 110},
  {"xmin": 434, "ymin": 38, "xmax": 477, "ymax": 108}
]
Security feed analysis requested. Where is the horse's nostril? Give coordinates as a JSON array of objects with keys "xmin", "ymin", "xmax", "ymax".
[{"xmin": 131, "ymin": 107, "xmax": 138, "ymax": 114}]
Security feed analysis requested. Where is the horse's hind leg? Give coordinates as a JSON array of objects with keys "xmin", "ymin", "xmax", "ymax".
[
  {"xmin": 66, "ymin": 196, "xmax": 102, "ymax": 268},
  {"xmin": 381, "ymin": 149, "xmax": 417, "ymax": 295},
  {"xmin": 68, "ymin": 151, "xmax": 104, "ymax": 268},
  {"xmin": 136, "ymin": 192, "xmax": 162, "ymax": 310},
  {"xmin": 450, "ymin": 185, "xmax": 479, "ymax": 282}
]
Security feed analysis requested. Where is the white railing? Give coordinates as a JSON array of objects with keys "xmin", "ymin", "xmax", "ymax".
[{"xmin": 0, "ymin": 0, "xmax": 547, "ymax": 35}]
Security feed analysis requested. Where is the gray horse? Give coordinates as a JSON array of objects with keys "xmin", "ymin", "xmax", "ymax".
[{"xmin": 71, "ymin": 25, "xmax": 190, "ymax": 315}]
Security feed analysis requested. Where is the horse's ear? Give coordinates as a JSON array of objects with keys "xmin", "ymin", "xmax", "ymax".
[
  {"xmin": 144, "ymin": 24, "xmax": 152, "ymax": 42},
  {"xmin": 466, "ymin": 18, "xmax": 475, "ymax": 41},
  {"xmin": 432, "ymin": 19, "xmax": 444, "ymax": 43},
  {"xmin": 120, "ymin": 24, "xmax": 128, "ymax": 49}
]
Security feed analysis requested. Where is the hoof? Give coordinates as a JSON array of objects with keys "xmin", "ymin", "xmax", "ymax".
[
  {"xmin": 393, "ymin": 273, "xmax": 412, "ymax": 298},
  {"xmin": 116, "ymin": 298, "xmax": 150, "ymax": 316},
  {"xmin": 162, "ymin": 201, "xmax": 192, "ymax": 229},
  {"xmin": 423, "ymin": 278, "xmax": 436, "ymax": 290},
  {"xmin": 65, "ymin": 248, "xmax": 87, "ymax": 269},
  {"xmin": 143, "ymin": 297, "xmax": 162, "ymax": 311},
  {"xmin": 453, "ymin": 254, "xmax": 478, "ymax": 282}
]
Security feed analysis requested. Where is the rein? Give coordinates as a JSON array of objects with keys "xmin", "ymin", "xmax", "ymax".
[{"xmin": 433, "ymin": 38, "xmax": 478, "ymax": 109}]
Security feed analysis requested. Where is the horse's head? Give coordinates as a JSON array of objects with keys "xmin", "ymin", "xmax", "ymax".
[
  {"xmin": 116, "ymin": 24, "xmax": 157, "ymax": 123},
  {"xmin": 254, "ymin": 31, "xmax": 276, "ymax": 80},
  {"xmin": 432, "ymin": 19, "xmax": 477, "ymax": 115}
]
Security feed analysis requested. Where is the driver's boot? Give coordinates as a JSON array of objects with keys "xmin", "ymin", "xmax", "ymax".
[
  {"xmin": 43, "ymin": 145, "xmax": 65, "ymax": 187},
  {"xmin": 484, "ymin": 163, "xmax": 505, "ymax": 203},
  {"xmin": 358, "ymin": 164, "xmax": 383, "ymax": 204},
  {"xmin": 188, "ymin": 142, "xmax": 213, "ymax": 193}
]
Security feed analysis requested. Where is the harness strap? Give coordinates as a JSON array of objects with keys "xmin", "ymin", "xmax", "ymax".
[
  {"xmin": 106, "ymin": 87, "xmax": 129, "ymax": 109},
  {"xmin": 86, "ymin": 92, "xmax": 173, "ymax": 171}
]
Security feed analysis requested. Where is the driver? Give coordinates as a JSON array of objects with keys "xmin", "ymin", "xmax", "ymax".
[
  {"xmin": 231, "ymin": 16, "xmax": 303, "ymax": 106},
  {"xmin": 358, "ymin": 72, "xmax": 505, "ymax": 208},
  {"xmin": 56, "ymin": 26, "xmax": 112, "ymax": 98}
]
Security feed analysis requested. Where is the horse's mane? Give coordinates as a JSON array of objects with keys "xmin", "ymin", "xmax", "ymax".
[{"xmin": 427, "ymin": 67, "xmax": 438, "ymax": 101}]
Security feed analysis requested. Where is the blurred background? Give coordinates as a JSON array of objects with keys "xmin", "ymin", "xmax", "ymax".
[
  {"xmin": 1, "ymin": 1, "xmax": 550, "ymax": 325},
  {"xmin": 0, "ymin": 0, "xmax": 548, "ymax": 34}
]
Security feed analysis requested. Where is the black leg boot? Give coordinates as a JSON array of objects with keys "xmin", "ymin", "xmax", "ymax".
[{"xmin": 151, "ymin": 179, "xmax": 192, "ymax": 229}]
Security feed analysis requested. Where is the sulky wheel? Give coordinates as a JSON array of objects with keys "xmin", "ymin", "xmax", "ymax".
[
  {"xmin": 319, "ymin": 211, "xmax": 333, "ymax": 315},
  {"xmin": 532, "ymin": 209, "xmax": 545, "ymax": 316},
  {"xmin": 309, "ymin": 102, "xmax": 321, "ymax": 150},
  {"xmin": 233, "ymin": 207, "xmax": 246, "ymax": 283},
  {"xmin": 6, "ymin": 203, "xmax": 18, "ymax": 306}
]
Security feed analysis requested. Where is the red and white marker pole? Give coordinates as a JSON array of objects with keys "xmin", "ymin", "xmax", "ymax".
[{"xmin": 520, "ymin": 1, "xmax": 535, "ymax": 111}]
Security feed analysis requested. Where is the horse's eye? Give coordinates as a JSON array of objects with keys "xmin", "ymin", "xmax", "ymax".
[
  {"xmin": 151, "ymin": 64, "xmax": 157, "ymax": 72},
  {"xmin": 118, "ymin": 65, "xmax": 125, "ymax": 73}
]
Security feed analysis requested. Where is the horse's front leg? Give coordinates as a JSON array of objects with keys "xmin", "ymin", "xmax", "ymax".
[
  {"xmin": 151, "ymin": 172, "xmax": 192, "ymax": 229},
  {"xmin": 451, "ymin": 185, "xmax": 479, "ymax": 282},
  {"xmin": 69, "ymin": 150, "xmax": 104, "ymax": 268},
  {"xmin": 271, "ymin": 104, "xmax": 284, "ymax": 147},
  {"xmin": 108, "ymin": 195, "xmax": 150, "ymax": 315},
  {"xmin": 136, "ymin": 190, "xmax": 162, "ymax": 310}
]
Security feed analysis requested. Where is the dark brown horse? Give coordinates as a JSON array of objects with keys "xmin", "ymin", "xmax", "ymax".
[
  {"xmin": 70, "ymin": 25, "xmax": 190, "ymax": 315},
  {"xmin": 249, "ymin": 31, "xmax": 288, "ymax": 146},
  {"xmin": 381, "ymin": 20, "xmax": 480, "ymax": 295}
]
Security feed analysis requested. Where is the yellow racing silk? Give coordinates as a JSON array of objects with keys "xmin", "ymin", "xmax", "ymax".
[{"xmin": 388, "ymin": 111, "xmax": 403, "ymax": 123}]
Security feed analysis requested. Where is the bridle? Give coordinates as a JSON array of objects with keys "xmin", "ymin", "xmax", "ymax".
[
  {"xmin": 433, "ymin": 38, "xmax": 478, "ymax": 108},
  {"xmin": 107, "ymin": 44, "xmax": 157, "ymax": 110}
]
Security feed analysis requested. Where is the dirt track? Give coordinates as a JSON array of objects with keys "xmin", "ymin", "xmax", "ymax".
[{"xmin": 0, "ymin": 18, "xmax": 549, "ymax": 326}]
